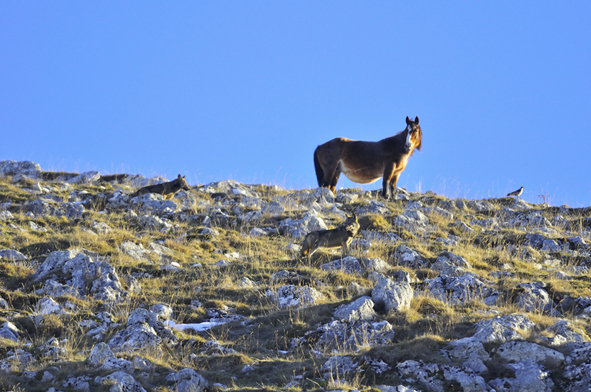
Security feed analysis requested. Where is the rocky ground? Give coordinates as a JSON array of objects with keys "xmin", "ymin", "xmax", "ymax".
[{"xmin": 1, "ymin": 160, "xmax": 591, "ymax": 392}]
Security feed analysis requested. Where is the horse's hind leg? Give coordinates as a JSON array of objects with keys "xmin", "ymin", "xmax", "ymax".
[{"xmin": 328, "ymin": 165, "xmax": 341, "ymax": 195}]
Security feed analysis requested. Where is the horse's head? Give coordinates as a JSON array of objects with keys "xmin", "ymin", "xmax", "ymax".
[{"xmin": 405, "ymin": 116, "xmax": 422, "ymax": 154}]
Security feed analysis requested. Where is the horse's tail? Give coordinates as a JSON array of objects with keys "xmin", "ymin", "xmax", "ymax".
[{"xmin": 313, "ymin": 147, "xmax": 324, "ymax": 187}]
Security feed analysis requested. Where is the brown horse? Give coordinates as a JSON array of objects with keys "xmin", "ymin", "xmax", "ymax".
[{"xmin": 314, "ymin": 116, "xmax": 422, "ymax": 199}]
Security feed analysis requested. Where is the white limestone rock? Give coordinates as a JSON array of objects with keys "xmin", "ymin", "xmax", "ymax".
[
  {"xmin": 488, "ymin": 360, "xmax": 554, "ymax": 392},
  {"xmin": 0, "ymin": 248, "xmax": 27, "ymax": 261},
  {"xmin": 266, "ymin": 285, "xmax": 325, "ymax": 308},
  {"xmin": 496, "ymin": 341, "xmax": 565, "ymax": 368},
  {"xmin": 334, "ymin": 296, "xmax": 377, "ymax": 322},
  {"xmin": 392, "ymin": 245, "xmax": 428, "ymax": 269},
  {"xmin": 473, "ymin": 313, "xmax": 535, "ymax": 344},
  {"xmin": 166, "ymin": 368, "xmax": 208, "ymax": 392},
  {"xmin": 372, "ymin": 277, "xmax": 413, "ymax": 313},
  {"xmin": 95, "ymin": 371, "xmax": 146, "ymax": 392},
  {"xmin": 444, "ymin": 337, "xmax": 490, "ymax": 374}
]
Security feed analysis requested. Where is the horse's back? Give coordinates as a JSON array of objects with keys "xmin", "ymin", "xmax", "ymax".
[
  {"xmin": 317, "ymin": 137, "xmax": 354, "ymax": 150},
  {"xmin": 315, "ymin": 137, "xmax": 352, "ymax": 164}
]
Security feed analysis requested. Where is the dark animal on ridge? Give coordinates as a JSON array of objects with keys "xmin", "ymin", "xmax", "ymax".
[
  {"xmin": 130, "ymin": 174, "xmax": 190, "ymax": 200},
  {"xmin": 313, "ymin": 116, "xmax": 422, "ymax": 199},
  {"xmin": 300, "ymin": 213, "xmax": 360, "ymax": 258},
  {"xmin": 507, "ymin": 187, "xmax": 524, "ymax": 198}
]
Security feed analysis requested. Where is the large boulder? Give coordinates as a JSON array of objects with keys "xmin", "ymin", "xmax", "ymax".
[
  {"xmin": 372, "ymin": 278, "xmax": 413, "ymax": 313},
  {"xmin": 279, "ymin": 212, "xmax": 328, "ymax": 238},
  {"xmin": 65, "ymin": 171, "xmax": 101, "ymax": 185},
  {"xmin": 95, "ymin": 371, "xmax": 146, "ymax": 392},
  {"xmin": 33, "ymin": 250, "xmax": 128, "ymax": 303},
  {"xmin": 496, "ymin": 341, "xmax": 565, "ymax": 368},
  {"xmin": 515, "ymin": 282, "xmax": 559, "ymax": 315},
  {"xmin": 489, "ymin": 360, "xmax": 554, "ymax": 392},
  {"xmin": 265, "ymin": 285, "xmax": 325, "ymax": 308},
  {"xmin": 26, "ymin": 198, "xmax": 84, "ymax": 219},
  {"xmin": 315, "ymin": 320, "xmax": 395, "ymax": 353},
  {"xmin": 166, "ymin": 368, "xmax": 208, "ymax": 392},
  {"xmin": 129, "ymin": 193, "xmax": 177, "ymax": 216},
  {"xmin": 334, "ymin": 296, "xmax": 377, "ymax": 322},
  {"xmin": 0, "ymin": 249, "xmax": 27, "ymax": 261},
  {"xmin": 108, "ymin": 308, "xmax": 178, "ymax": 354},
  {"xmin": 0, "ymin": 160, "xmax": 41, "ymax": 178},
  {"xmin": 444, "ymin": 337, "xmax": 490, "ymax": 374},
  {"xmin": 391, "ymin": 245, "xmax": 428, "ymax": 269},
  {"xmin": 473, "ymin": 313, "xmax": 536, "ymax": 344},
  {"xmin": 422, "ymin": 274, "xmax": 494, "ymax": 305},
  {"xmin": 393, "ymin": 209, "xmax": 430, "ymax": 232},
  {"xmin": 431, "ymin": 252, "xmax": 471, "ymax": 277},
  {"xmin": 0, "ymin": 322, "xmax": 20, "ymax": 342}
]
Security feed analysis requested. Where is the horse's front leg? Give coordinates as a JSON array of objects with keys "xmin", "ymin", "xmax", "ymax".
[
  {"xmin": 382, "ymin": 163, "xmax": 396, "ymax": 199},
  {"xmin": 389, "ymin": 173, "xmax": 401, "ymax": 199}
]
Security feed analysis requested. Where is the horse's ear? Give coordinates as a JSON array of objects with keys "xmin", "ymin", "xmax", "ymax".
[
  {"xmin": 415, "ymin": 116, "xmax": 419, "ymax": 124},
  {"xmin": 406, "ymin": 116, "xmax": 411, "ymax": 125},
  {"xmin": 178, "ymin": 174, "xmax": 182, "ymax": 179}
]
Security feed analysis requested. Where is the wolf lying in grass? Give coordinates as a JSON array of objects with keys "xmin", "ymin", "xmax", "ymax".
[
  {"xmin": 300, "ymin": 213, "xmax": 360, "ymax": 257},
  {"xmin": 130, "ymin": 174, "xmax": 190, "ymax": 200}
]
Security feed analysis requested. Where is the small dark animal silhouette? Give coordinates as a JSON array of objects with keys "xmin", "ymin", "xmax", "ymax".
[
  {"xmin": 130, "ymin": 174, "xmax": 190, "ymax": 200},
  {"xmin": 314, "ymin": 116, "xmax": 422, "ymax": 199},
  {"xmin": 300, "ymin": 214, "xmax": 360, "ymax": 258},
  {"xmin": 507, "ymin": 187, "xmax": 524, "ymax": 198}
]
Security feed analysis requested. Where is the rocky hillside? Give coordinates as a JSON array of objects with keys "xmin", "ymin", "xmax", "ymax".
[{"xmin": 1, "ymin": 160, "xmax": 591, "ymax": 392}]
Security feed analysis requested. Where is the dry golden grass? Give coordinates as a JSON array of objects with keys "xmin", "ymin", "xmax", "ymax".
[{"xmin": 0, "ymin": 175, "xmax": 590, "ymax": 390}]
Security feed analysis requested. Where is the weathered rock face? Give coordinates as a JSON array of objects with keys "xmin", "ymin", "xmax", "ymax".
[
  {"xmin": 321, "ymin": 355, "xmax": 359, "ymax": 379},
  {"xmin": 489, "ymin": 360, "xmax": 555, "ymax": 392},
  {"xmin": 444, "ymin": 337, "xmax": 490, "ymax": 374},
  {"xmin": 129, "ymin": 193, "xmax": 178, "ymax": 216},
  {"xmin": 166, "ymin": 368, "xmax": 208, "ymax": 392},
  {"xmin": 0, "ymin": 160, "xmax": 41, "ymax": 178},
  {"xmin": 88, "ymin": 342, "xmax": 114, "ymax": 367},
  {"xmin": 473, "ymin": 313, "xmax": 536, "ymax": 343},
  {"xmin": 495, "ymin": 341, "xmax": 565, "ymax": 368},
  {"xmin": 108, "ymin": 308, "xmax": 178, "ymax": 354},
  {"xmin": 393, "ymin": 209, "xmax": 430, "ymax": 232},
  {"xmin": 355, "ymin": 200, "xmax": 391, "ymax": 216},
  {"xmin": 542, "ymin": 320, "xmax": 590, "ymax": 346},
  {"xmin": 334, "ymin": 296, "xmax": 377, "ymax": 322},
  {"xmin": 315, "ymin": 319, "xmax": 395, "ymax": 353},
  {"xmin": 372, "ymin": 278, "xmax": 413, "ymax": 313},
  {"xmin": 431, "ymin": 251, "xmax": 471, "ymax": 277},
  {"xmin": 65, "ymin": 171, "xmax": 101, "ymax": 185},
  {"xmin": 392, "ymin": 245, "xmax": 428, "ymax": 269},
  {"xmin": 421, "ymin": 273, "xmax": 495, "ymax": 305},
  {"xmin": 397, "ymin": 359, "xmax": 491, "ymax": 392},
  {"xmin": 95, "ymin": 371, "xmax": 147, "ymax": 392},
  {"xmin": 121, "ymin": 241, "xmax": 152, "ymax": 261},
  {"xmin": 0, "ymin": 322, "xmax": 20, "ymax": 341},
  {"xmin": 321, "ymin": 256, "xmax": 364, "ymax": 275},
  {"xmin": 515, "ymin": 282, "xmax": 559, "ymax": 315},
  {"xmin": 0, "ymin": 249, "xmax": 27, "ymax": 261},
  {"xmin": 265, "ymin": 285, "xmax": 325, "ymax": 308},
  {"xmin": 279, "ymin": 212, "xmax": 328, "ymax": 238},
  {"xmin": 26, "ymin": 198, "xmax": 85, "ymax": 219},
  {"xmin": 32, "ymin": 250, "xmax": 128, "ymax": 302},
  {"xmin": 0, "ymin": 210, "xmax": 14, "ymax": 221}
]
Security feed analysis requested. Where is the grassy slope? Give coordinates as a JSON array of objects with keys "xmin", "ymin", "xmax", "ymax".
[{"xmin": 0, "ymin": 175, "xmax": 590, "ymax": 391}]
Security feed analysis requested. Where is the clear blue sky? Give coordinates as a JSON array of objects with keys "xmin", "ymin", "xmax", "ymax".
[{"xmin": 1, "ymin": 2, "xmax": 590, "ymax": 206}]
